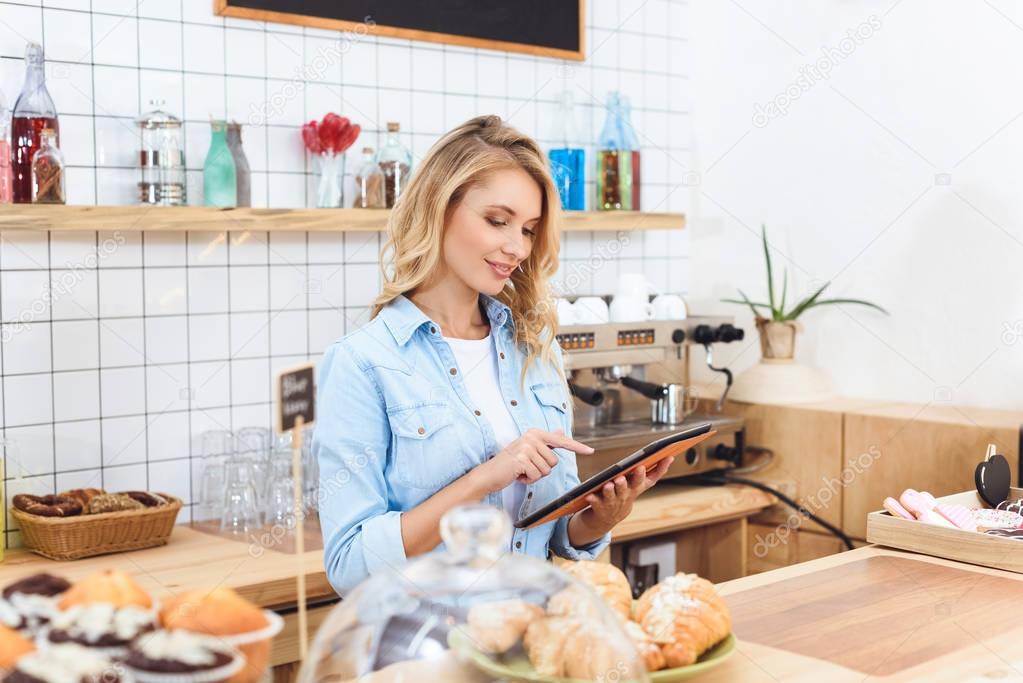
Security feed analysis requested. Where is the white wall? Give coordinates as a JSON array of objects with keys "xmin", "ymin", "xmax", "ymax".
[{"xmin": 688, "ymin": 0, "xmax": 1023, "ymax": 410}]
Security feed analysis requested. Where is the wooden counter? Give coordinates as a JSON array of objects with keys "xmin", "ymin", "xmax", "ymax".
[
  {"xmin": 706, "ymin": 545, "xmax": 1023, "ymax": 682},
  {"xmin": 0, "ymin": 525, "xmax": 334, "ymax": 609}
]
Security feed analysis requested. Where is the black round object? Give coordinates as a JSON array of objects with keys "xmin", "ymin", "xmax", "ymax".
[{"xmin": 975, "ymin": 453, "xmax": 1012, "ymax": 507}]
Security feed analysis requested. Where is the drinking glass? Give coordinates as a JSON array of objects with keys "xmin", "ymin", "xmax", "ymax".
[
  {"xmin": 220, "ymin": 457, "xmax": 261, "ymax": 534},
  {"xmin": 198, "ymin": 429, "xmax": 233, "ymax": 521},
  {"xmin": 265, "ymin": 455, "xmax": 296, "ymax": 528}
]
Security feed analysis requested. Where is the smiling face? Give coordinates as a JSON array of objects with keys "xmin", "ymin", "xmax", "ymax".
[{"xmin": 441, "ymin": 167, "xmax": 544, "ymax": 297}]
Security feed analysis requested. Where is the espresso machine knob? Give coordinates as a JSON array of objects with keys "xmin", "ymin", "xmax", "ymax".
[
  {"xmin": 692, "ymin": 324, "xmax": 715, "ymax": 345},
  {"xmin": 716, "ymin": 324, "xmax": 744, "ymax": 343},
  {"xmin": 671, "ymin": 328, "xmax": 686, "ymax": 344}
]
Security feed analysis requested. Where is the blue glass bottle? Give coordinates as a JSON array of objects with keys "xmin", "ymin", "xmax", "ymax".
[
  {"xmin": 548, "ymin": 91, "xmax": 585, "ymax": 211},
  {"xmin": 203, "ymin": 120, "xmax": 237, "ymax": 208}
]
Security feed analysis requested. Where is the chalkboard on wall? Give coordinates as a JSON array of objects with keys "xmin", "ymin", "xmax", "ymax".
[{"xmin": 214, "ymin": 0, "xmax": 585, "ymax": 61}]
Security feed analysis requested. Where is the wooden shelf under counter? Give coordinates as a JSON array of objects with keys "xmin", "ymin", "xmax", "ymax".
[{"xmin": 0, "ymin": 204, "xmax": 685, "ymax": 232}]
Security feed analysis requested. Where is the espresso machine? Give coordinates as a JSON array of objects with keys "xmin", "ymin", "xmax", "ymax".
[{"xmin": 558, "ymin": 303, "xmax": 747, "ymax": 482}]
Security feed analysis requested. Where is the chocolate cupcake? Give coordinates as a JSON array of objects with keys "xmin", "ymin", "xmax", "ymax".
[
  {"xmin": 2, "ymin": 643, "xmax": 121, "ymax": 683},
  {"xmin": 47, "ymin": 603, "xmax": 157, "ymax": 655},
  {"xmin": 1, "ymin": 573, "xmax": 70, "ymax": 635},
  {"xmin": 123, "ymin": 630, "xmax": 244, "ymax": 683}
]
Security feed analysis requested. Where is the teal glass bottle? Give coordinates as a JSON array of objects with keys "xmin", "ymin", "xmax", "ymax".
[{"xmin": 203, "ymin": 120, "xmax": 237, "ymax": 207}]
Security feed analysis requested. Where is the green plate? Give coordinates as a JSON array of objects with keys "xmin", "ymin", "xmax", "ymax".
[{"xmin": 448, "ymin": 628, "xmax": 735, "ymax": 682}]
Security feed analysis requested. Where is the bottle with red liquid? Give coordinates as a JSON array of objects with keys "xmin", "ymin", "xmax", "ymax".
[
  {"xmin": 0, "ymin": 90, "xmax": 12, "ymax": 204},
  {"xmin": 12, "ymin": 43, "xmax": 59, "ymax": 204}
]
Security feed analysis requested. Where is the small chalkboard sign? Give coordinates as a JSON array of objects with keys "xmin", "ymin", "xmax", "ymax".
[
  {"xmin": 276, "ymin": 362, "xmax": 316, "ymax": 434},
  {"xmin": 214, "ymin": 0, "xmax": 584, "ymax": 61}
]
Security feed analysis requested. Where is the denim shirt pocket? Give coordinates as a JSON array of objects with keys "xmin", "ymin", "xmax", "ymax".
[
  {"xmin": 386, "ymin": 401, "xmax": 468, "ymax": 489},
  {"xmin": 529, "ymin": 382, "xmax": 569, "ymax": 434}
]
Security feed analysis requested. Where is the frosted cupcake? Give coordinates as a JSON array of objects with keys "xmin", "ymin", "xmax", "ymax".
[
  {"xmin": 1, "ymin": 643, "xmax": 122, "ymax": 683},
  {"xmin": 122, "ymin": 630, "xmax": 244, "ymax": 683},
  {"xmin": 1, "ymin": 573, "xmax": 71, "ymax": 636},
  {"xmin": 46, "ymin": 603, "xmax": 157, "ymax": 656}
]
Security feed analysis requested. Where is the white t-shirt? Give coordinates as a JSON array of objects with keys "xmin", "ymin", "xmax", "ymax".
[{"xmin": 443, "ymin": 332, "xmax": 526, "ymax": 523}]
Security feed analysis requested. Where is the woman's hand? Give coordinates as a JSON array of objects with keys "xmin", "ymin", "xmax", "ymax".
[
  {"xmin": 570, "ymin": 456, "xmax": 675, "ymax": 543},
  {"xmin": 471, "ymin": 428, "xmax": 594, "ymax": 494}
]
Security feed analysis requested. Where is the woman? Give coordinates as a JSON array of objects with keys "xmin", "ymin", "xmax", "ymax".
[{"xmin": 313, "ymin": 116, "xmax": 675, "ymax": 594}]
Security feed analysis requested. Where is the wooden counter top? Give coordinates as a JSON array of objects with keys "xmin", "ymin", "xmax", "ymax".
[
  {"xmin": 704, "ymin": 545, "xmax": 1023, "ymax": 682},
  {"xmin": 0, "ymin": 525, "xmax": 335, "ymax": 609}
]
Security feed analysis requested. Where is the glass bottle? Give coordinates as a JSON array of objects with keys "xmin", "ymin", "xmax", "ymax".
[
  {"xmin": 378, "ymin": 121, "xmax": 412, "ymax": 208},
  {"xmin": 136, "ymin": 100, "xmax": 186, "ymax": 206},
  {"xmin": 203, "ymin": 120, "xmax": 237, "ymax": 208},
  {"xmin": 621, "ymin": 95, "xmax": 641, "ymax": 211},
  {"xmin": 31, "ymin": 128, "xmax": 65, "ymax": 204},
  {"xmin": 12, "ymin": 43, "xmax": 59, "ymax": 204},
  {"xmin": 596, "ymin": 92, "xmax": 626, "ymax": 210},
  {"xmin": 226, "ymin": 122, "xmax": 251, "ymax": 208},
  {"xmin": 353, "ymin": 146, "xmax": 385, "ymax": 208},
  {"xmin": 549, "ymin": 91, "xmax": 586, "ymax": 211},
  {"xmin": 0, "ymin": 90, "xmax": 12, "ymax": 204}
]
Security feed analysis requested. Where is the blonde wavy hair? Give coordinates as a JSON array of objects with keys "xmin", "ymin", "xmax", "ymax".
[{"xmin": 370, "ymin": 115, "xmax": 568, "ymax": 401}]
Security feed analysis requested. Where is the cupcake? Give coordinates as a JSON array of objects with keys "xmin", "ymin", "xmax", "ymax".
[
  {"xmin": 160, "ymin": 588, "xmax": 282, "ymax": 683},
  {"xmin": 1, "ymin": 573, "xmax": 71, "ymax": 635},
  {"xmin": 1, "ymin": 643, "xmax": 122, "ymax": 683},
  {"xmin": 46, "ymin": 603, "xmax": 157, "ymax": 656},
  {"xmin": 0, "ymin": 624, "xmax": 35, "ymax": 670},
  {"xmin": 122, "ymin": 630, "xmax": 244, "ymax": 683},
  {"xmin": 59, "ymin": 570, "xmax": 153, "ymax": 611}
]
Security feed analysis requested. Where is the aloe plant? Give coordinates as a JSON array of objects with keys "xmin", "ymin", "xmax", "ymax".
[{"xmin": 722, "ymin": 225, "xmax": 888, "ymax": 321}]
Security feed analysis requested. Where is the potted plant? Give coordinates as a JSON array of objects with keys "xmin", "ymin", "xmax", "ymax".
[{"xmin": 723, "ymin": 226, "xmax": 888, "ymax": 360}]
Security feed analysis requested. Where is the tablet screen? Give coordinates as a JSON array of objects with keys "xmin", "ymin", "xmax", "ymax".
[{"xmin": 514, "ymin": 422, "xmax": 714, "ymax": 530}]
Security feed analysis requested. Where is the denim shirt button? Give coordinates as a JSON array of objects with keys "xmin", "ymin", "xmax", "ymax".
[
  {"xmin": 449, "ymin": 367, "xmax": 457, "ymax": 375},
  {"xmin": 474, "ymin": 409, "xmax": 481, "ymax": 416},
  {"xmin": 515, "ymin": 541, "xmax": 522, "ymax": 549},
  {"xmin": 510, "ymin": 399, "xmax": 518, "ymax": 406},
  {"xmin": 499, "ymin": 352, "xmax": 505, "ymax": 359}
]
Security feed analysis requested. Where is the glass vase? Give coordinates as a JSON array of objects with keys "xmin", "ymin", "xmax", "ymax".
[{"xmin": 314, "ymin": 152, "xmax": 345, "ymax": 208}]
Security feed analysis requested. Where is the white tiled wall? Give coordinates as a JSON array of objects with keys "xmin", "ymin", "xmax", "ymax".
[{"xmin": 0, "ymin": 0, "xmax": 690, "ymax": 546}]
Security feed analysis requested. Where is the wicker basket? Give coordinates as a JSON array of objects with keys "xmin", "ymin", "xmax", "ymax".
[{"xmin": 11, "ymin": 494, "xmax": 183, "ymax": 560}]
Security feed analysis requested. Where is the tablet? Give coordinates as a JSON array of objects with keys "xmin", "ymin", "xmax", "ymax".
[{"xmin": 514, "ymin": 422, "xmax": 715, "ymax": 530}]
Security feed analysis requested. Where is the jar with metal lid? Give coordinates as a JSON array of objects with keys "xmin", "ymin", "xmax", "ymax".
[
  {"xmin": 136, "ymin": 99, "xmax": 186, "ymax": 205},
  {"xmin": 298, "ymin": 504, "xmax": 649, "ymax": 682}
]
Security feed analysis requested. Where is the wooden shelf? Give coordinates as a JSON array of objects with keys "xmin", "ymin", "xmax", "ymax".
[{"xmin": 0, "ymin": 205, "xmax": 685, "ymax": 233}]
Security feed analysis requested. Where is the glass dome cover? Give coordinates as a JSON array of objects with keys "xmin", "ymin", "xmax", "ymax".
[{"xmin": 299, "ymin": 505, "xmax": 649, "ymax": 683}]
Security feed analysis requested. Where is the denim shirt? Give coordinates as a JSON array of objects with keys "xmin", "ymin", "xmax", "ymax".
[{"xmin": 313, "ymin": 292, "xmax": 610, "ymax": 595}]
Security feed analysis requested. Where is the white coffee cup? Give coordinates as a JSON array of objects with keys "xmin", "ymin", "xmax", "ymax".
[
  {"xmin": 573, "ymin": 296, "xmax": 610, "ymax": 324},
  {"xmin": 555, "ymin": 298, "xmax": 577, "ymax": 325},
  {"xmin": 616, "ymin": 273, "xmax": 652, "ymax": 297},
  {"xmin": 609, "ymin": 294, "xmax": 655, "ymax": 322},
  {"xmin": 651, "ymin": 294, "xmax": 687, "ymax": 320}
]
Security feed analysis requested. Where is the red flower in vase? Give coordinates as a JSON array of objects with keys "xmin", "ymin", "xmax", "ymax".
[{"xmin": 304, "ymin": 113, "xmax": 360, "ymax": 156}]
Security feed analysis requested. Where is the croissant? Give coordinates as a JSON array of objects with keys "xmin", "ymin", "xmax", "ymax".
[
  {"xmin": 12, "ymin": 494, "xmax": 82, "ymax": 517},
  {"xmin": 623, "ymin": 619, "xmax": 665, "ymax": 671},
  {"xmin": 464, "ymin": 599, "xmax": 544, "ymax": 654},
  {"xmin": 557, "ymin": 560, "xmax": 634, "ymax": 621},
  {"xmin": 633, "ymin": 573, "xmax": 732, "ymax": 668},
  {"xmin": 523, "ymin": 616, "xmax": 582, "ymax": 677}
]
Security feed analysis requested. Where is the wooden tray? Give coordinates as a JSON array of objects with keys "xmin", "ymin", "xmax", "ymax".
[
  {"xmin": 866, "ymin": 487, "xmax": 1023, "ymax": 574},
  {"xmin": 11, "ymin": 494, "xmax": 182, "ymax": 560}
]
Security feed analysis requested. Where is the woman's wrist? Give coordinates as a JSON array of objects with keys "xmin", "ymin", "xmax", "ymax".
[{"xmin": 567, "ymin": 508, "xmax": 609, "ymax": 548}]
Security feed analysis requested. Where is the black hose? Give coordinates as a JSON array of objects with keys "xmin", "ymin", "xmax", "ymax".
[{"xmin": 688, "ymin": 470, "xmax": 856, "ymax": 551}]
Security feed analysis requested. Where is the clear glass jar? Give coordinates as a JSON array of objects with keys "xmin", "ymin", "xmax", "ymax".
[
  {"xmin": 136, "ymin": 100, "xmax": 186, "ymax": 206},
  {"xmin": 203, "ymin": 120, "xmax": 237, "ymax": 208},
  {"xmin": 378, "ymin": 121, "xmax": 412, "ymax": 208},
  {"xmin": 12, "ymin": 43, "xmax": 58, "ymax": 204},
  {"xmin": 298, "ymin": 505, "xmax": 649, "ymax": 683},
  {"xmin": 31, "ymin": 127, "xmax": 64, "ymax": 204},
  {"xmin": 353, "ymin": 146, "xmax": 385, "ymax": 208}
]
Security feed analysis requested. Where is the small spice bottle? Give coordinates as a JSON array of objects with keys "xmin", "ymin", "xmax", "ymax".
[{"xmin": 31, "ymin": 127, "xmax": 65, "ymax": 204}]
